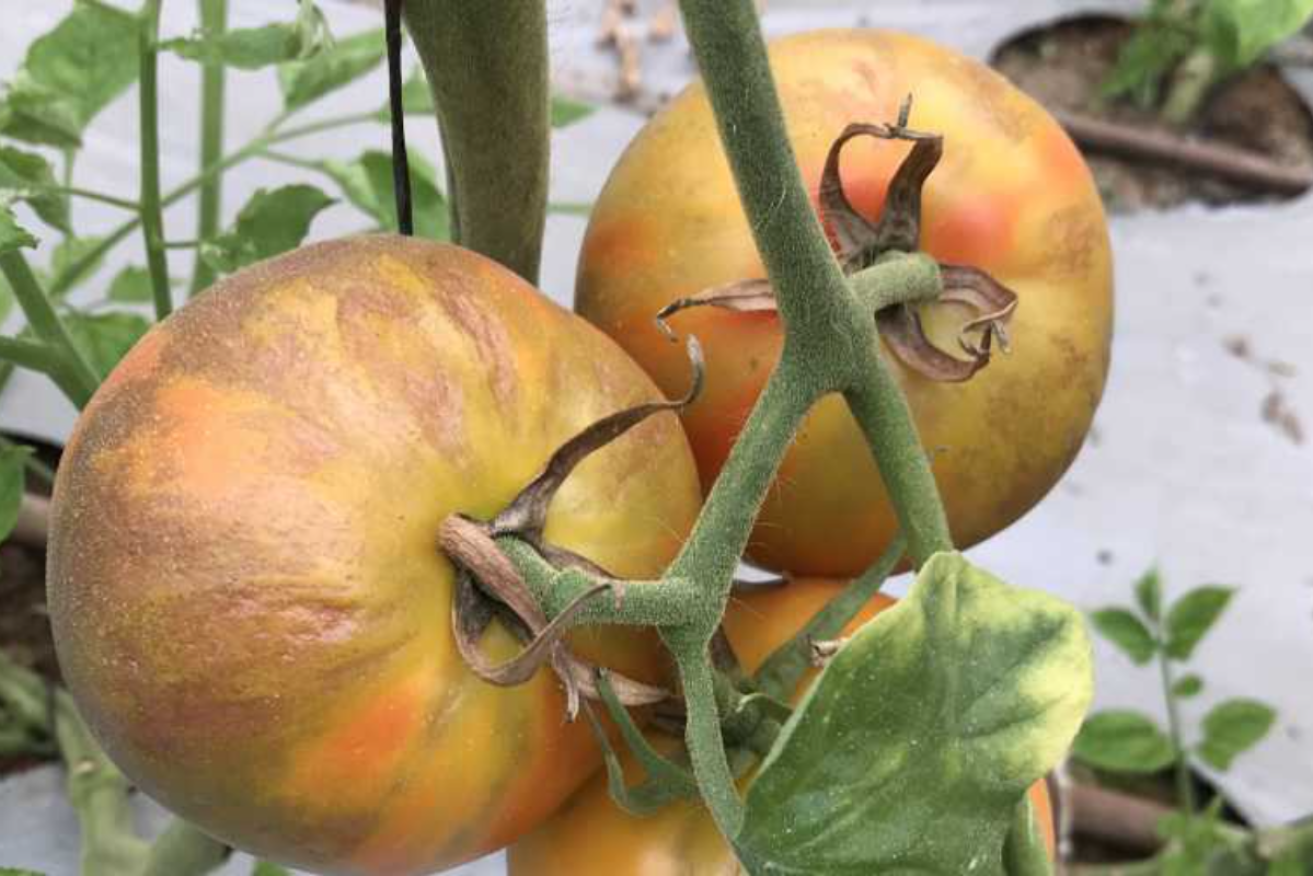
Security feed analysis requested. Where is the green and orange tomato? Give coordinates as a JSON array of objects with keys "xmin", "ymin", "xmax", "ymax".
[
  {"xmin": 576, "ymin": 29, "xmax": 1114, "ymax": 576},
  {"xmin": 47, "ymin": 236, "xmax": 703, "ymax": 876}
]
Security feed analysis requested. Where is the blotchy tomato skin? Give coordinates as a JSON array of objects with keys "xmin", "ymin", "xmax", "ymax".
[
  {"xmin": 47, "ymin": 236, "xmax": 702, "ymax": 876},
  {"xmin": 577, "ymin": 29, "xmax": 1113, "ymax": 576},
  {"xmin": 507, "ymin": 580, "xmax": 1056, "ymax": 873}
]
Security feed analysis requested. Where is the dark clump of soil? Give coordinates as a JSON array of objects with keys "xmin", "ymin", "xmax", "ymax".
[{"xmin": 991, "ymin": 15, "xmax": 1313, "ymax": 212}]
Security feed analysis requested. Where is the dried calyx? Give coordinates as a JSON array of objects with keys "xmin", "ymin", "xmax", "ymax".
[
  {"xmin": 657, "ymin": 98, "xmax": 1020, "ymax": 383},
  {"xmin": 439, "ymin": 339, "xmax": 704, "ymax": 719}
]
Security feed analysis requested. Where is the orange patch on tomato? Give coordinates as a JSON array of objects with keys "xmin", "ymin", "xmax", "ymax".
[
  {"xmin": 284, "ymin": 669, "xmax": 427, "ymax": 815},
  {"xmin": 148, "ymin": 379, "xmax": 271, "ymax": 499}
]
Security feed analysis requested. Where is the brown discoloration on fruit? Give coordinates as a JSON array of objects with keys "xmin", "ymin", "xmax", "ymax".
[{"xmin": 48, "ymin": 235, "xmax": 702, "ymax": 875}]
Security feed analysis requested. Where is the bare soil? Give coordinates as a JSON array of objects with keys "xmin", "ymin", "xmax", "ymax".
[{"xmin": 991, "ymin": 15, "xmax": 1313, "ymax": 212}]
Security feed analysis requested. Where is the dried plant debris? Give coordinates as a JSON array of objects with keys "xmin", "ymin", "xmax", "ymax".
[{"xmin": 1222, "ymin": 335, "xmax": 1303, "ymax": 445}]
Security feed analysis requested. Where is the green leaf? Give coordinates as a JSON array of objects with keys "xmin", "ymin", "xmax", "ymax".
[
  {"xmin": 164, "ymin": 2, "xmax": 332, "ymax": 71},
  {"xmin": 1090, "ymin": 607, "xmax": 1158, "ymax": 665},
  {"xmin": 1072, "ymin": 710, "xmax": 1177, "ymax": 773},
  {"xmin": 48, "ymin": 235, "xmax": 106, "ymax": 296},
  {"xmin": 550, "ymin": 95, "xmax": 595, "ymax": 128},
  {"xmin": 1135, "ymin": 567, "xmax": 1162, "ymax": 622},
  {"xmin": 278, "ymin": 29, "xmax": 386, "ymax": 113},
  {"xmin": 0, "ymin": 443, "xmax": 31, "ymax": 541},
  {"xmin": 250, "ymin": 862, "xmax": 292, "ymax": 876},
  {"xmin": 0, "ymin": 0, "xmax": 139, "ymax": 148},
  {"xmin": 1172, "ymin": 673, "xmax": 1205, "ymax": 698},
  {"xmin": 104, "ymin": 265, "xmax": 154, "ymax": 303},
  {"xmin": 0, "ymin": 868, "xmax": 49, "ymax": 876},
  {"xmin": 319, "ymin": 151, "xmax": 447, "ymax": 240},
  {"xmin": 201, "ymin": 185, "xmax": 335, "ymax": 275},
  {"xmin": 1202, "ymin": 0, "xmax": 1313, "ymax": 72},
  {"xmin": 1165, "ymin": 586, "xmax": 1234, "ymax": 661},
  {"xmin": 1101, "ymin": 16, "xmax": 1195, "ymax": 108},
  {"xmin": 388, "ymin": 67, "xmax": 434, "ymax": 119},
  {"xmin": 63, "ymin": 310, "xmax": 150, "ymax": 378},
  {"xmin": 1196, "ymin": 698, "xmax": 1276, "ymax": 771},
  {"xmin": 736, "ymin": 552, "xmax": 1092, "ymax": 875},
  {"xmin": 0, "ymin": 146, "xmax": 70, "ymax": 233},
  {"xmin": 1, "ymin": 204, "xmax": 40, "ymax": 254}
]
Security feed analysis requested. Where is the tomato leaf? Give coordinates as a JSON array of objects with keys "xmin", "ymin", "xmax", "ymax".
[
  {"xmin": 550, "ymin": 96, "xmax": 595, "ymax": 128},
  {"xmin": 1196, "ymin": 698, "xmax": 1276, "ymax": 771},
  {"xmin": 1, "ymin": 204, "xmax": 40, "ymax": 255},
  {"xmin": 0, "ymin": 443, "xmax": 30, "ymax": 541},
  {"xmin": 48, "ymin": 235, "xmax": 106, "ymax": 297},
  {"xmin": 1134, "ymin": 567, "xmax": 1162, "ymax": 622},
  {"xmin": 1072, "ymin": 710, "xmax": 1176, "ymax": 773},
  {"xmin": 1201, "ymin": 0, "xmax": 1313, "ymax": 73},
  {"xmin": 278, "ymin": 29, "xmax": 386, "ymax": 113},
  {"xmin": 0, "ymin": 868, "xmax": 49, "ymax": 876},
  {"xmin": 201, "ymin": 185, "xmax": 335, "ymax": 275},
  {"xmin": 318, "ymin": 151, "xmax": 448, "ymax": 240},
  {"xmin": 0, "ymin": 146, "xmax": 71, "ymax": 233},
  {"xmin": 62, "ymin": 310, "xmax": 150, "ymax": 378},
  {"xmin": 0, "ymin": 0, "xmax": 139, "ymax": 149},
  {"xmin": 1172, "ymin": 673, "xmax": 1205, "ymax": 699},
  {"xmin": 106, "ymin": 265, "xmax": 154, "ymax": 304},
  {"xmin": 1090, "ymin": 607, "xmax": 1158, "ymax": 665},
  {"xmin": 164, "ymin": 2, "xmax": 331, "ymax": 70},
  {"xmin": 735, "ymin": 552, "xmax": 1092, "ymax": 875},
  {"xmin": 1164, "ymin": 586, "xmax": 1234, "ymax": 661}
]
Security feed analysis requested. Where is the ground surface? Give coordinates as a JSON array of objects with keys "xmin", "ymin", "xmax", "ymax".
[{"xmin": 3, "ymin": 1, "xmax": 1313, "ymax": 874}]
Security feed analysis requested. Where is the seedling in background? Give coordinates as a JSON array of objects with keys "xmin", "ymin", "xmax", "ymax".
[
  {"xmin": 1076, "ymin": 568, "xmax": 1294, "ymax": 872},
  {"xmin": 1103, "ymin": 0, "xmax": 1313, "ymax": 125}
]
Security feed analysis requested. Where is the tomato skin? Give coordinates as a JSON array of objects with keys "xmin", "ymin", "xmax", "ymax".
[
  {"xmin": 47, "ymin": 236, "xmax": 703, "ymax": 876},
  {"xmin": 576, "ymin": 29, "xmax": 1114, "ymax": 576},
  {"xmin": 507, "ymin": 581, "xmax": 1056, "ymax": 874}
]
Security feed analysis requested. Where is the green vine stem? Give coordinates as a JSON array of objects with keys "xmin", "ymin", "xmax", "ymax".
[
  {"xmin": 402, "ymin": 0, "xmax": 550, "ymax": 284},
  {"xmin": 138, "ymin": 0, "xmax": 172, "ymax": 320},
  {"xmin": 0, "ymin": 251, "xmax": 99, "ymax": 406},
  {"xmin": 49, "ymin": 110, "xmax": 379, "ymax": 298},
  {"xmin": 189, "ymin": 0, "xmax": 228, "ymax": 297},
  {"xmin": 1156, "ymin": 625, "xmax": 1197, "ymax": 817},
  {"xmin": 676, "ymin": 0, "xmax": 952, "ymax": 568}
]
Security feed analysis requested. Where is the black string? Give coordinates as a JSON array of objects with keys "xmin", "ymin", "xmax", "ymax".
[{"xmin": 385, "ymin": 0, "xmax": 414, "ymax": 236}]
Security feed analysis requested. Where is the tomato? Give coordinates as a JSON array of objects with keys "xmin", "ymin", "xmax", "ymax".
[
  {"xmin": 508, "ymin": 580, "xmax": 1056, "ymax": 873},
  {"xmin": 576, "ymin": 29, "xmax": 1113, "ymax": 576},
  {"xmin": 46, "ymin": 236, "xmax": 703, "ymax": 876}
]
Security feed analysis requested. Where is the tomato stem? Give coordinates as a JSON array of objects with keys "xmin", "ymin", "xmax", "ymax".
[
  {"xmin": 138, "ymin": 0, "xmax": 172, "ymax": 320},
  {"xmin": 402, "ymin": 0, "xmax": 550, "ymax": 283},
  {"xmin": 189, "ymin": 0, "xmax": 228, "ymax": 297},
  {"xmin": 0, "ymin": 251, "xmax": 99, "ymax": 407}
]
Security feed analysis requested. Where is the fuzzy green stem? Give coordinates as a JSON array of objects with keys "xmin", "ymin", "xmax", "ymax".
[
  {"xmin": 0, "ymin": 251, "xmax": 99, "ymax": 406},
  {"xmin": 844, "ymin": 368, "xmax": 952, "ymax": 563},
  {"xmin": 850, "ymin": 253, "xmax": 942, "ymax": 312},
  {"xmin": 498, "ymin": 537, "xmax": 704, "ymax": 627},
  {"xmin": 402, "ymin": 0, "xmax": 549, "ymax": 283},
  {"xmin": 190, "ymin": 0, "xmax": 228, "ymax": 297},
  {"xmin": 677, "ymin": 651, "xmax": 746, "ymax": 838},
  {"xmin": 140, "ymin": 820, "xmax": 230, "ymax": 876},
  {"xmin": 19, "ymin": 186, "xmax": 139, "ymax": 211},
  {"xmin": 138, "ymin": 0, "xmax": 172, "ymax": 320},
  {"xmin": 1157, "ymin": 635, "xmax": 1197, "ymax": 817},
  {"xmin": 667, "ymin": 358, "xmax": 817, "ymax": 613},
  {"xmin": 0, "ymin": 335, "xmax": 68, "ymax": 376},
  {"xmin": 50, "ymin": 111, "xmax": 379, "ymax": 298},
  {"xmin": 676, "ymin": 0, "xmax": 951, "ymax": 567}
]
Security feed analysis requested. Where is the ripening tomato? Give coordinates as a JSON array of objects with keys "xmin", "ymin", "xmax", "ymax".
[
  {"xmin": 47, "ymin": 236, "xmax": 703, "ymax": 876},
  {"xmin": 576, "ymin": 29, "xmax": 1114, "ymax": 576},
  {"xmin": 507, "ymin": 580, "xmax": 1056, "ymax": 874}
]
